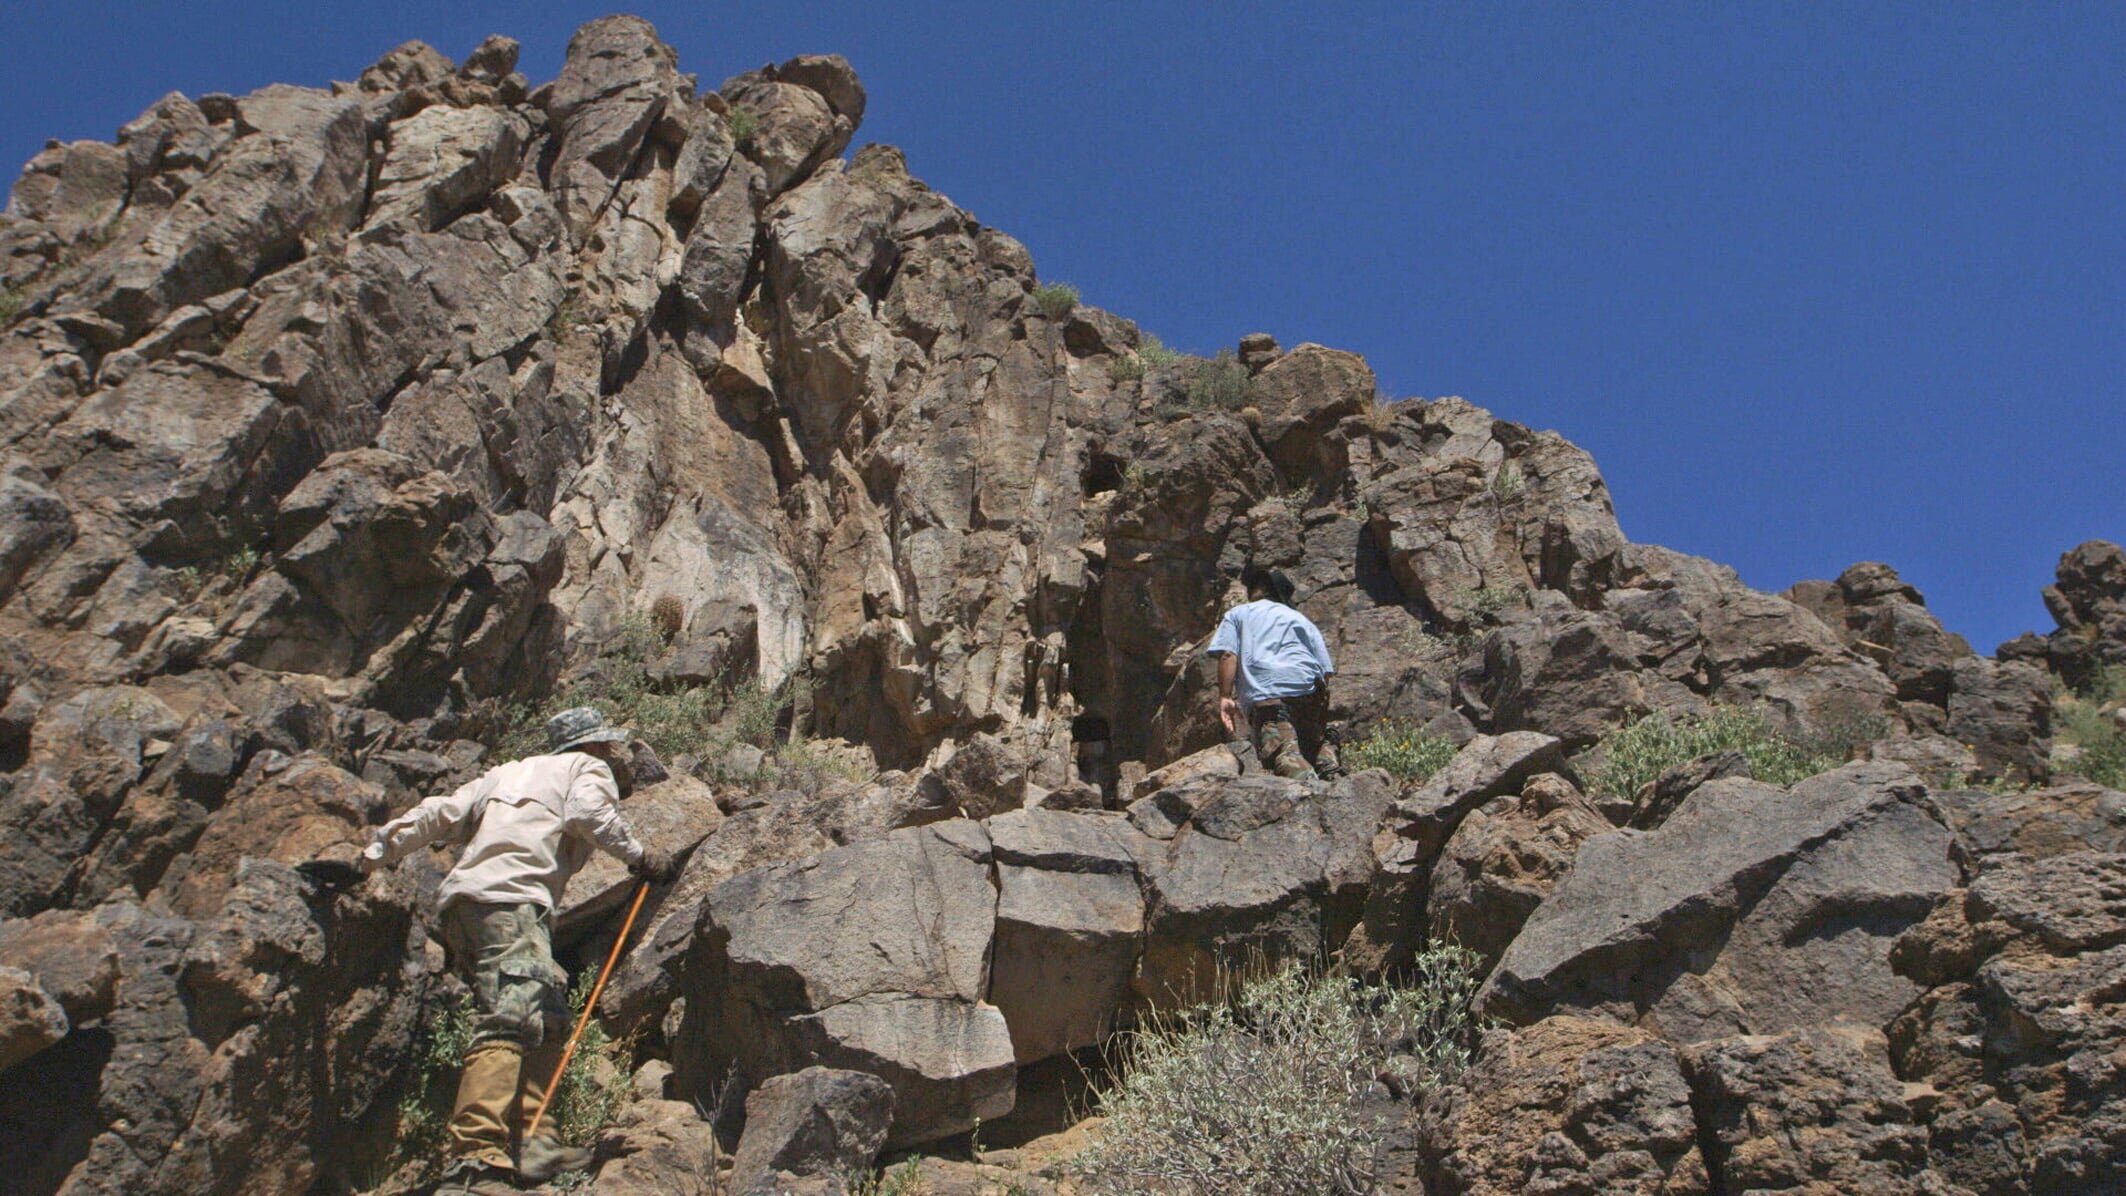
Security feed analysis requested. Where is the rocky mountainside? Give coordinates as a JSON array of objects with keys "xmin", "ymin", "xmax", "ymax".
[{"xmin": 2, "ymin": 16, "xmax": 2122, "ymax": 1195}]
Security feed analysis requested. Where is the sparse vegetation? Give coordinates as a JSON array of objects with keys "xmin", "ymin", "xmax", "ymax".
[
  {"xmin": 545, "ymin": 292, "xmax": 582, "ymax": 341},
  {"xmin": 1461, "ymin": 584, "xmax": 1522, "ymax": 624},
  {"xmin": 2054, "ymin": 665, "xmax": 2126, "ymax": 789},
  {"xmin": 0, "ymin": 283, "xmax": 26, "ymax": 327},
  {"xmin": 1590, "ymin": 705, "xmax": 1889, "ymax": 800},
  {"xmin": 1072, "ymin": 949, "xmax": 1485, "ymax": 1195},
  {"xmin": 1108, "ymin": 353, "xmax": 1146, "ymax": 383},
  {"xmin": 550, "ymin": 969, "xmax": 635, "ymax": 1148},
  {"xmin": 386, "ymin": 991, "xmax": 475, "ymax": 1184},
  {"xmin": 727, "ymin": 103, "xmax": 760, "ymax": 147},
  {"xmin": 1342, "ymin": 721, "xmax": 1459, "ymax": 783},
  {"xmin": 1183, "ymin": 349, "xmax": 1252, "ymax": 411},
  {"xmin": 649, "ymin": 593, "xmax": 684, "ymax": 642},
  {"xmin": 1030, "ymin": 281, "xmax": 1079, "ymax": 321},
  {"xmin": 1490, "ymin": 462, "xmax": 1523, "ymax": 501},
  {"xmin": 482, "ymin": 614, "xmax": 798, "ymax": 765},
  {"xmin": 848, "ymin": 1159, "xmax": 928, "ymax": 1196},
  {"xmin": 1138, "ymin": 335, "xmax": 1184, "ymax": 369}
]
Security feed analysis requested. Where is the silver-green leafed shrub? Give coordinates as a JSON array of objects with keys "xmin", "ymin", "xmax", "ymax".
[
  {"xmin": 1591, "ymin": 705, "xmax": 1886, "ymax": 799},
  {"xmin": 1073, "ymin": 948, "xmax": 1485, "ymax": 1195},
  {"xmin": 1343, "ymin": 721, "xmax": 1459, "ymax": 783}
]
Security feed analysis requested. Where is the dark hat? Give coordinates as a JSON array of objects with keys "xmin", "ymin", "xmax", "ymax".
[{"xmin": 545, "ymin": 706, "xmax": 632, "ymax": 754}]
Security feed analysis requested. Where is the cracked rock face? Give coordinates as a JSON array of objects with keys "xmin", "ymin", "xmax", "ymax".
[{"xmin": 0, "ymin": 15, "xmax": 2118, "ymax": 1194}]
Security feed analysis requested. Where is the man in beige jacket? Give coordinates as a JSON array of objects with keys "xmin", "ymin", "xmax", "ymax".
[{"xmin": 358, "ymin": 706, "xmax": 678, "ymax": 1193}]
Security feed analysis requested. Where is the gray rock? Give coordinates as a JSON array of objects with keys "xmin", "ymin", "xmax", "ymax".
[
  {"xmin": 987, "ymin": 809, "xmax": 1150, "ymax": 1062},
  {"xmin": 1484, "ymin": 762, "xmax": 1959, "ymax": 1042},
  {"xmin": 730, "ymin": 1066, "xmax": 893, "ymax": 1190},
  {"xmin": 0, "ymin": 964, "xmax": 69, "ymax": 1072},
  {"xmin": 675, "ymin": 821, "xmax": 1013, "ymax": 1146}
]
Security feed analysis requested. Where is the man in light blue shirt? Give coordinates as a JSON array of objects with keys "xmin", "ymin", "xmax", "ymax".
[{"xmin": 1208, "ymin": 567, "xmax": 1342, "ymax": 780}]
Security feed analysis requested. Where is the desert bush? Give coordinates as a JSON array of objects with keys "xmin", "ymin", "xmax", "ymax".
[
  {"xmin": 846, "ymin": 1159, "xmax": 928, "ymax": 1196},
  {"xmin": 1490, "ymin": 462, "xmax": 1523, "ymax": 500},
  {"xmin": 0, "ymin": 283, "xmax": 25, "ymax": 327},
  {"xmin": 1030, "ymin": 281, "xmax": 1079, "ymax": 320},
  {"xmin": 649, "ymin": 593, "xmax": 684, "ymax": 642},
  {"xmin": 389, "ymin": 991, "xmax": 475, "ymax": 1180},
  {"xmin": 1108, "ymin": 353, "xmax": 1146, "ymax": 382},
  {"xmin": 1138, "ymin": 335, "xmax": 1184, "ymax": 368},
  {"xmin": 1072, "ymin": 948, "xmax": 1484, "ymax": 1195},
  {"xmin": 2055, "ymin": 665, "xmax": 2126, "ymax": 788},
  {"xmin": 1591, "ymin": 706, "xmax": 1886, "ymax": 799},
  {"xmin": 549, "ymin": 970, "xmax": 634, "ymax": 1147},
  {"xmin": 1343, "ymin": 722, "xmax": 1458, "ymax": 783},
  {"xmin": 1183, "ymin": 349, "xmax": 1252, "ymax": 410},
  {"xmin": 480, "ymin": 615, "xmax": 798, "ymax": 764},
  {"xmin": 726, "ymin": 103, "xmax": 760, "ymax": 146}
]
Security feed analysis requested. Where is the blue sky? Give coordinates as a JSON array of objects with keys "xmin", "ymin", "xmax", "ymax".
[{"xmin": 4, "ymin": 3, "xmax": 2120, "ymax": 651}]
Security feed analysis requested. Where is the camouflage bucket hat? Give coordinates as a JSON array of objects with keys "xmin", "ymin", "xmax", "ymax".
[{"xmin": 545, "ymin": 706, "xmax": 633, "ymax": 753}]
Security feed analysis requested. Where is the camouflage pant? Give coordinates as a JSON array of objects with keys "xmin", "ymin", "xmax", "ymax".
[
  {"xmin": 438, "ymin": 901, "xmax": 571, "ymax": 1048},
  {"xmin": 1250, "ymin": 689, "xmax": 1342, "ymax": 781}
]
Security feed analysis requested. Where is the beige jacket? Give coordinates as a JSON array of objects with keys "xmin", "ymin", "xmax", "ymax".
[{"xmin": 363, "ymin": 751, "xmax": 647, "ymax": 912}]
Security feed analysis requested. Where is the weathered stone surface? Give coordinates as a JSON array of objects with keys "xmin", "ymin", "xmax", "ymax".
[
  {"xmin": 0, "ymin": 907, "xmax": 121, "ymax": 1027},
  {"xmin": 363, "ymin": 104, "xmax": 529, "ymax": 233},
  {"xmin": 987, "ymin": 809, "xmax": 1149, "ymax": 1063},
  {"xmin": 1427, "ymin": 773, "xmax": 1612, "ymax": 972},
  {"xmin": 729, "ymin": 1066, "xmax": 893, "ymax": 1191},
  {"xmin": 545, "ymin": 16, "xmax": 681, "ymax": 230},
  {"xmin": 1135, "ymin": 771, "xmax": 1391, "ymax": 1006},
  {"xmin": 1416, "ymin": 1016, "xmax": 1708, "ymax": 1195},
  {"xmin": 1485, "ymin": 763, "xmax": 1959, "ymax": 1041},
  {"xmin": 0, "ymin": 963, "xmax": 69, "ymax": 1071},
  {"xmin": 1931, "ymin": 779, "xmax": 2126, "ymax": 860},
  {"xmin": 675, "ymin": 821, "xmax": 1012, "ymax": 1146},
  {"xmin": 570, "ymin": 1096, "xmax": 725, "ymax": 1196},
  {"xmin": 555, "ymin": 775, "xmax": 722, "ymax": 942},
  {"xmin": 1355, "ymin": 732, "xmax": 1566, "ymax": 972},
  {"xmin": 1686, "ymin": 1023, "xmax": 1940, "ymax": 1194}
]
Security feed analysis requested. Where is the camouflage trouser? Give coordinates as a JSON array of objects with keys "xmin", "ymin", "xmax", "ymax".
[
  {"xmin": 438, "ymin": 901, "xmax": 571, "ymax": 1048},
  {"xmin": 1250, "ymin": 689, "xmax": 1342, "ymax": 781}
]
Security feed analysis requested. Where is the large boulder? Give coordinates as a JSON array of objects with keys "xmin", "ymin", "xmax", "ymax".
[
  {"xmin": 1133, "ymin": 771, "xmax": 1391, "ymax": 1007},
  {"xmin": 729, "ymin": 1066, "xmax": 893, "ymax": 1193},
  {"xmin": 674, "ymin": 821, "xmax": 1013, "ymax": 1147},
  {"xmin": 1425, "ymin": 773, "xmax": 1613, "ymax": 972},
  {"xmin": 1484, "ymin": 762, "xmax": 1960, "ymax": 1042},
  {"xmin": 986, "ymin": 809, "xmax": 1151, "ymax": 1063}
]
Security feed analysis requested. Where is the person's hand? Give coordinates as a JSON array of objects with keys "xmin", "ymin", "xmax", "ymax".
[
  {"xmin": 296, "ymin": 858, "xmax": 367, "ymax": 889},
  {"xmin": 632, "ymin": 846, "xmax": 679, "ymax": 883},
  {"xmin": 1219, "ymin": 696, "xmax": 1241, "ymax": 735}
]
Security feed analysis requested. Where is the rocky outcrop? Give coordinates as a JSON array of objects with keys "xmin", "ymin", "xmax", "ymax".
[
  {"xmin": 0, "ymin": 14, "xmax": 2110, "ymax": 1194},
  {"xmin": 1483, "ymin": 762, "xmax": 1960, "ymax": 1041}
]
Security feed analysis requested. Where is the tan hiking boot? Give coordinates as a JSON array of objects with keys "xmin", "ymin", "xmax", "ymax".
[
  {"xmin": 445, "ymin": 1041, "xmax": 525, "ymax": 1167},
  {"xmin": 513, "ymin": 1040, "xmax": 592, "ymax": 1182}
]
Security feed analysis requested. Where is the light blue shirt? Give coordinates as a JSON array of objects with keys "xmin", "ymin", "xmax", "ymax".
[{"xmin": 1208, "ymin": 599, "xmax": 1335, "ymax": 706}]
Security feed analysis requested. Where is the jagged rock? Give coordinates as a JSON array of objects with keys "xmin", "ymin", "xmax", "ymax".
[
  {"xmin": 1627, "ymin": 747, "xmax": 1750, "ymax": 829},
  {"xmin": 1416, "ymin": 1016, "xmax": 1708, "ymax": 1195},
  {"xmin": 724, "ymin": 59, "xmax": 859, "ymax": 195},
  {"xmin": 364, "ymin": 104, "xmax": 529, "ymax": 233},
  {"xmin": 573, "ymin": 1097, "xmax": 725, "ymax": 1195},
  {"xmin": 1788, "ymin": 561, "xmax": 1975, "ymax": 707},
  {"xmin": 554, "ymin": 775, "xmax": 722, "ymax": 942},
  {"xmin": 1135, "ymin": 771, "xmax": 1391, "ymax": 1006},
  {"xmin": 2033, "ymin": 539, "xmax": 2126, "ymax": 686},
  {"xmin": 918, "ymin": 731, "xmax": 1034, "ymax": 819},
  {"xmin": 729, "ymin": 1066, "xmax": 893, "ymax": 1192},
  {"xmin": 1355, "ymin": 732, "xmax": 1565, "ymax": 972},
  {"xmin": 1426, "ymin": 773, "xmax": 1612, "ymax": 972},
  {"xmin": 1930, "ymin": 779, "xmax": 2126, "ymax": 859},
  {"xmin": 1685, "ymin": 1022, "xmax": 1939, "ymax": 1194},
  {"xmin": 1246, "ymin": 343, "xmax": 1372, "ymax": 484},
  {"xmin": 158, "ymin": 752, "xmax": 384, "ymax": 918},
  {"xmin": 987, "ymin": 809, "xmax": 1150, "ymax": 1062},
  {"xmin": 1944, "ymin": 655, "xmax": 2052, "ymax": 782},
  {"xmin": 0, "ymin": 964, "xmax": 69, "ymax": 1071},
  {"xmin": 1888, "ymin": 853, "xmax": 2126, "ymax": 1193},
  {"xmin": 546, "ymin": 16, "xmax": 681, "ymax": 230},
  {"xmin": 0, "ymin": 464, "xmax": 74, "ymax": 604},
  {"xmin": 675, "ymin": 821, "xmax": 1013, "ymax": 1147},
  {"xmin": 0, "ymin": 907, "xmax": 120, "ymax": 1029},
  {"xmin": 1484, "ymin": 762, "xmax": 1959, "ymax": 1041}
]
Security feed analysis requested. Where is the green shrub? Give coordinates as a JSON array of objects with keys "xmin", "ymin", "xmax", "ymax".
[
  {"xmin": 727, "ymin": 103, "xmax": 760, "ymax": 147},
  {"xmin": 1138, "ymin": 335, "xmax": 1184, "ymax": 368},
  {"xmin": 1591, "ymin": 706, "xmax": 1885, "ymax": 799},
  {"xmin": 479, "ymin": 615, "xmax": 799, "ymax": 764},
  {"xmin": 1490, "ymin": 463, "xmax": 1523, "ymax": 500},
  {"xmin": 1072, "ymin": 949, "xmax": 1484, "ymax": 1195},
  {"xmin": 1343, "ymin": 722, "xmax": 1459, "ymax": 783},
  {"xmin": 550, "ymin": 970, "xmax": 633, "ymax": 1147},
  {"xmin": 847, "ymin": 1159, "xmax": 928, "ymax": 1196},
  {"xmin": 0, "ymin": 284, "xmax": 25, "ymax": 327},
  {"xmin": 1030, "ymin": 281, "xmax": 1079, "ymax": 320},
  {"xmin": 2055, "ymin": 665, "xmax": 2126, "ymax": 788},
  {"xmin": 1108, "ymin": 353, "xmax": 1146, "ymax": 382},
  {"xmin": 1183, "ymin": 349, "xmax": 1252, "ymax": 411}
]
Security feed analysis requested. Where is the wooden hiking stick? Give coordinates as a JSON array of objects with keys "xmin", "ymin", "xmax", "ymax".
[{"xmin": 525, "ymin": 879, "xmax": 650, "ymax": 1143}]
